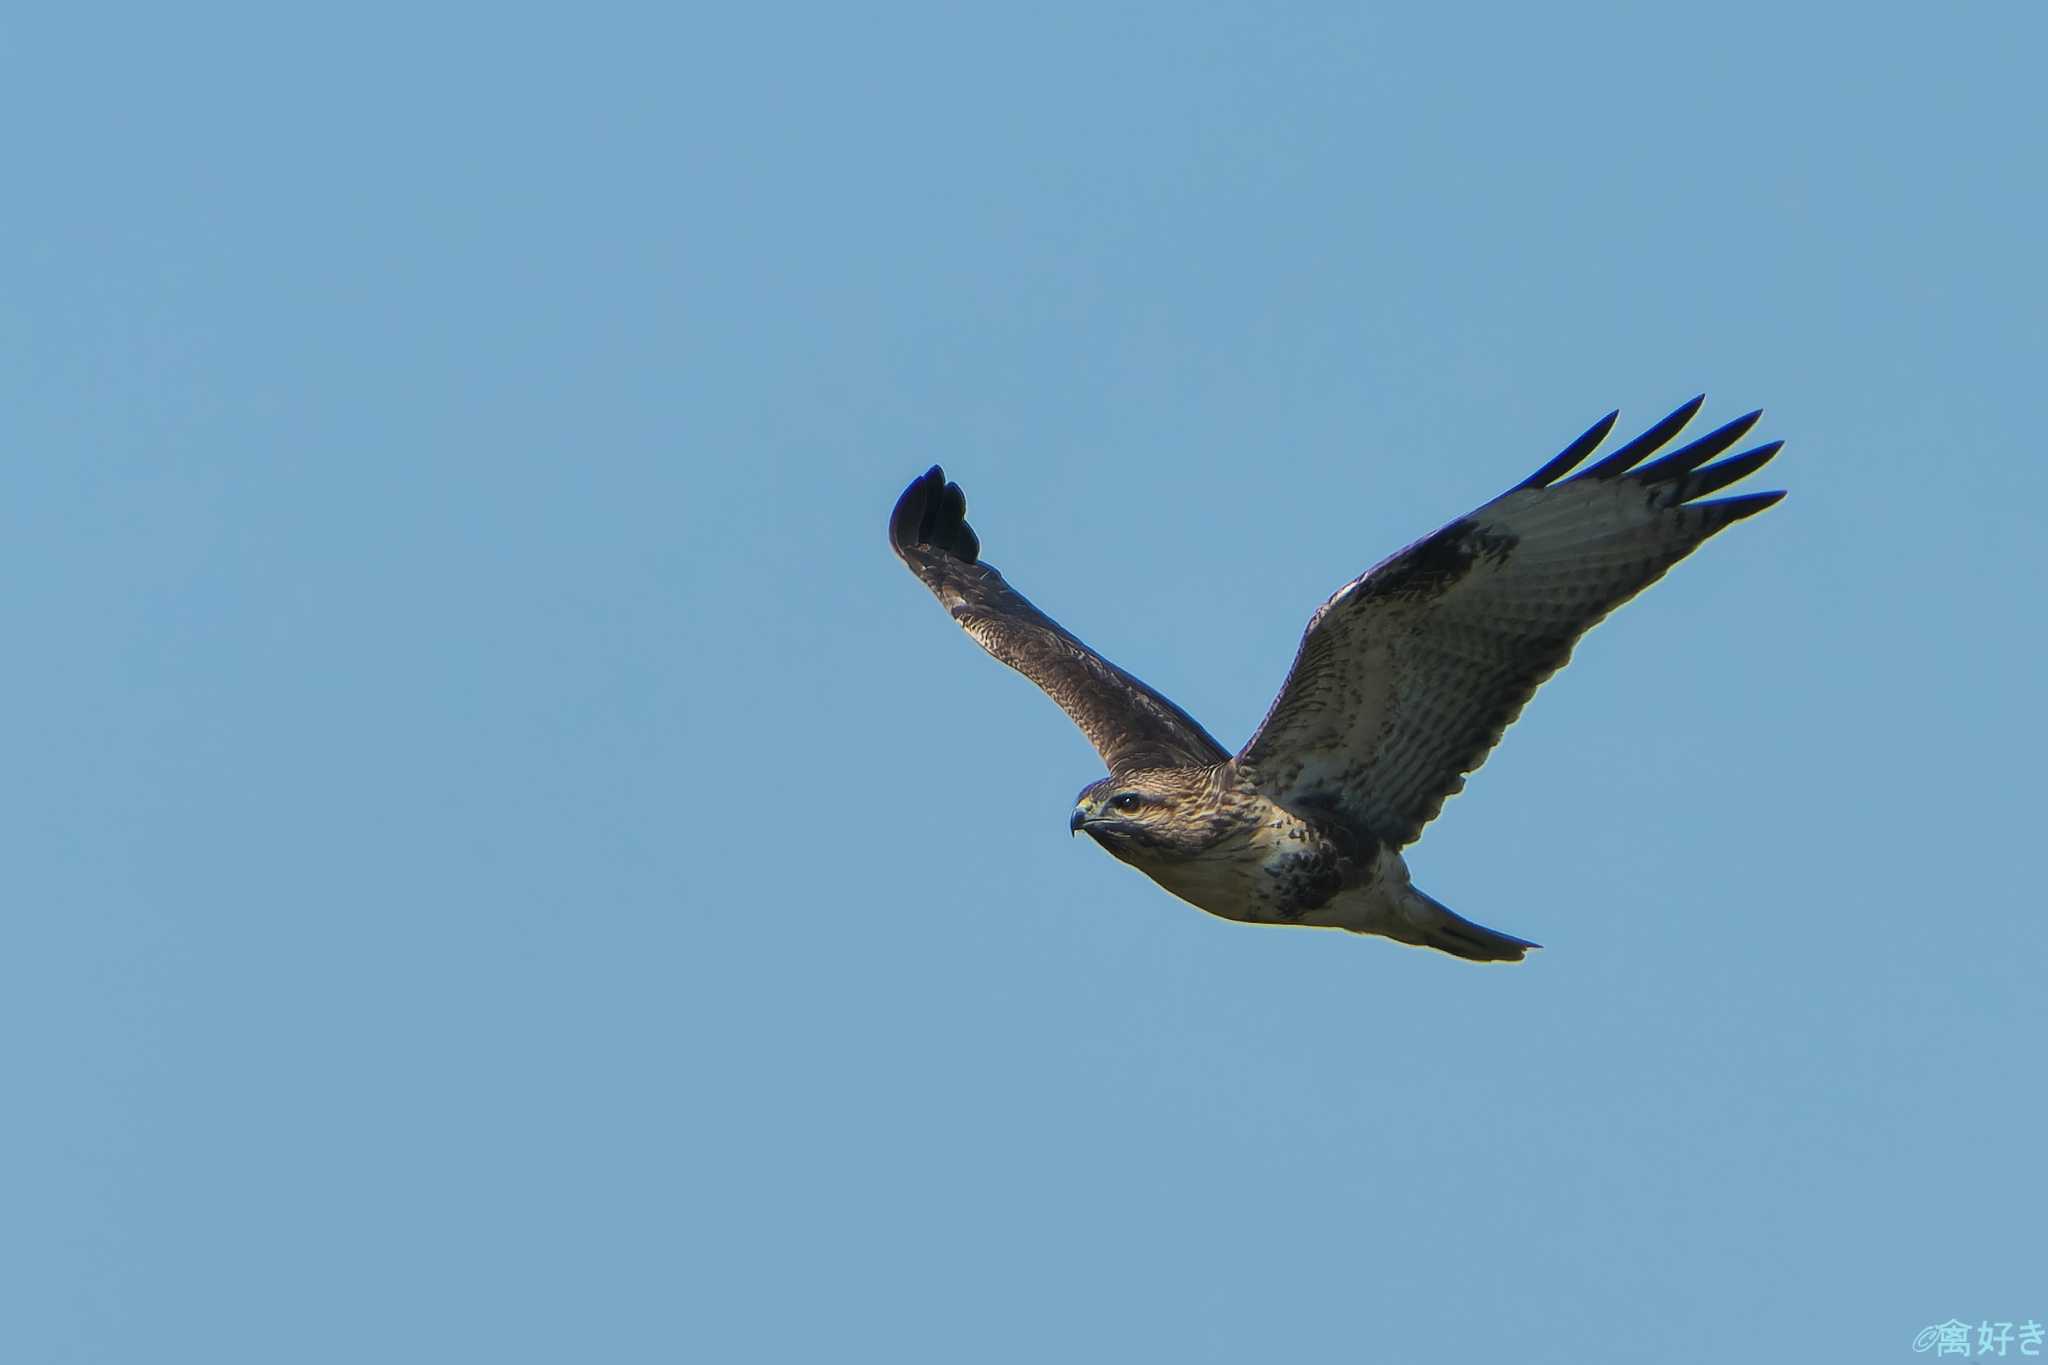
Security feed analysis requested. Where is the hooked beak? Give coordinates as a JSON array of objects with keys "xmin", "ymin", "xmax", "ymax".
[{"xmin": 1070, "ymin": 805, "xmax": 1088, "ymax": 835}]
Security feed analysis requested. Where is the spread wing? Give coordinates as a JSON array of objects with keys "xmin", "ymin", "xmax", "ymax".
[
  {"xmin": 1236, "ymin": 397, "xmax": 1784, "ymax": 847},
  {"xmin": 890, "ymin": 466, "xmax": 1230, "ymax": 775}
]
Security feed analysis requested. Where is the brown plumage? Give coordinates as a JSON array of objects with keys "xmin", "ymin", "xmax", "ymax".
[{"xmin": 890, "ymin": 398, "xmax": 1783, "ymax": 962}]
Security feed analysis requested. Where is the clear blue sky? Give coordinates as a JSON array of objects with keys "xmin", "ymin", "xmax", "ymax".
[{"xmin": 5, "ymin": 4, "xmax": 2043, "ymax": 1361}]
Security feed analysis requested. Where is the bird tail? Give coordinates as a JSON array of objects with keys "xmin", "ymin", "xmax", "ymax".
[{"xmin": 1395, "ymin": 885, "xmax": 1539, "ymax": 963}]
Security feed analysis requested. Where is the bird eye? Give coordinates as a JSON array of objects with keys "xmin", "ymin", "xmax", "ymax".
[{"xmin": 1111, "ymin": 793, "xmax": 1145, "ymax": 813}]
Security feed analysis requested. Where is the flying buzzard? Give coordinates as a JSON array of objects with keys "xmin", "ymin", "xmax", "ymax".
[{"xmin": 889, "ymin": 397, "xmax": 1782, "ymax": 962}]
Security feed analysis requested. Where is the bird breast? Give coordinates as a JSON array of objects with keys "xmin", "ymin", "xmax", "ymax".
[{"xmin": 1128, "ymin": 793, "xmax": 1357, "ymax": 925}]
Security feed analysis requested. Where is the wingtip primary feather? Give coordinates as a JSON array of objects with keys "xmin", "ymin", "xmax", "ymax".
[
  {"xmin": 1701, "ymin": 488, "xmax": 1786, "ymax": 524},
  {"xmin": 888, "ymin": 466, "xmax": 940, "ymax": 552},
  {"xmin": 1518, "ymin": 409, "xmax": 1621, "ymax": 489}
]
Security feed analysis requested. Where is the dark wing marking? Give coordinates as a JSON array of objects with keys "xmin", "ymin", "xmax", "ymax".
[
  {"xmin": 1236, "ymin": 399, "xmax": 1784, "ymax": 847},
  {"xmin": 890, "ymin": 467, "xmax": 1230, "ymax": 774}
]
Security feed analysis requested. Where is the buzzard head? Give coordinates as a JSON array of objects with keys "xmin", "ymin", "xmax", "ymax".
[{"xmin": 1069, "ymin": 767, "xmax": 1235, "ymax": 864}]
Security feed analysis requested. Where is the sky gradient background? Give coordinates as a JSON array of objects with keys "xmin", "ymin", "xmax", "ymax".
[{"xmin": 6, "ymin": 4, "xmax": 2045, "ymax": 1361}]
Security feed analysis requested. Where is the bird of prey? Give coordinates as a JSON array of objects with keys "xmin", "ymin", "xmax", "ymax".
[{"xmin": 889, "ymin": 397, "xmax": 1782, "ymax": 962}]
